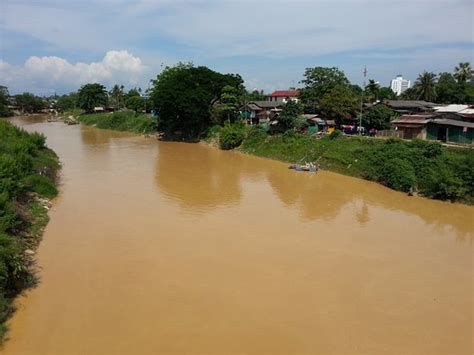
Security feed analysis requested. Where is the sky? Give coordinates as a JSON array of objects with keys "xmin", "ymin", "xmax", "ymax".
[{"xmin": 0, "ymin": 0, "xmax": 473, "ymax": 95}]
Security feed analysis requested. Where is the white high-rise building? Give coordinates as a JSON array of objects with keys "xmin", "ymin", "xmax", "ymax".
[{"xmin": 390, "ymin": 75, "xmax": 411, "ymax": 96}]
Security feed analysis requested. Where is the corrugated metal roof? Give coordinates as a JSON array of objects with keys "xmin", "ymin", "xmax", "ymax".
[
  {"xmin": 432, "ymin": 119, "xmax": 474, "ymax": 128},
  {"xmin": 434, "ymin": 104, "xmax": 469, "ymax": 113},
  {"xmin": 392, "ymin": 114, "xmax": 434, "ymax": 124}
]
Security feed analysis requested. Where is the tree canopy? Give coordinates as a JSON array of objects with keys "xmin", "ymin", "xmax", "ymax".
[
  {"xmin": 319, "ymin": 85, "xmax": 359, "ymax": 125},
  {"xmin": 414, "ymin": 71, "xmax": 437, "ymax": 102},
  {"xmin": 77, "ymin": 83, "xmax": 108, "ymax": 113},
  {"xmin": 300, "ymin": 67, "xmax": 350, "ymax": 110},
  {"xmin": 15, "ymin": 93, "xmax": 46, "ymax": 113},
  {"xmin": 362, "ymin": 105, "xmax": 397, "ymax": 130},
  {"xmin": 150, "ymin": 63, "xmax": 243, "ymax": 138}
]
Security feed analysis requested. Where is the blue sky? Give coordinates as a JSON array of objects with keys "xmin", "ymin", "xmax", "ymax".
[{"xmin": 1, "ymin": 0, "xmax": 473, "ymax": 95}]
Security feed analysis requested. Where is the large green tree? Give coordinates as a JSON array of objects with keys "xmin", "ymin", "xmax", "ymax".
[
  {"xmin": 278, "ymin": 100, "xmax": 304, "ymax": 130},
  {"xmin": 436, "ymin": 73, "xmax": 459, "ymax": 103},
  {"xmin": 300, "ymin": 67, "xmax": 350, "ymax": 110},
  {"xmin": 77, "ymin": 83, "xmax": 108, "ymax": 113},
  {"xmin": 414, "ymin": 71, "xmax": 437, "ymax": 102},
  {"xmin": 15, "ymin": 93, "xmax": 46, "ymax": 113},
  {"xmin": 55, "ymin": 92, "xmax": 78, "ymax": 112},
  {"xmin": 319, "ymin": 85, "xmax": 359, "ymax": 125},
  {"xmin": 150, "ymin": 63, "xmax": 243, "ymax": 138},
  {"xmin": 362, "ymin": 105, "xmax": 397, "ymax": 130}
]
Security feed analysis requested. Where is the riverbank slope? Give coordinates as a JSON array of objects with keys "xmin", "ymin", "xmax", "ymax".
[
  {"xmin": 75, "ymin": 112, "xmax": 473, "ymax": 204},
  {"xmin": 0, "ymin": 119, "xmax": 60, "ymax": 341}
]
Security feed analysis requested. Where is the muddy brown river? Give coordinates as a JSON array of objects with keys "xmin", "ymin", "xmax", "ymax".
[{"xmin": 2, "ymin": 117, "xmax": 473, "ymax": 354}]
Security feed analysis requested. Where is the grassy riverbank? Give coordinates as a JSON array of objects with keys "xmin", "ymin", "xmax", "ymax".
[
  {"xmin": 0, "ymin": 119, "xmax": 60, "ymax": 341},
  {"xmin": 208, "ymin": 125, "xmax": 474, "ymax": 204},
  {"xmin": 77, "ymin": 111, "xmax": 157, "ymax": 134}
]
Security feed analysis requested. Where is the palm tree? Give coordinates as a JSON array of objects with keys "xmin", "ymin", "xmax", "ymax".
[
  {"xmin": 454, "ymin": 62, "xmax": 473, "ymax": 83},
  {"xmin": 365, "ymin": 79, "xmax": 380, "ymax": 102},
  {"xmin": 414, "ymin": 71, "xmax": 437, "ymax": 102},
  {"xmin": 110, "ymin": 84, "xmax": 124, "ymax": 109}
]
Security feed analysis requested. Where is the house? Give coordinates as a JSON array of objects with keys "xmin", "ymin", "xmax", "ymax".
[
  {"xmin": 243, "ymin": 101, "xmax": 284, "ymax": 124},
  {"xmin": 381, "ymin": 100, "xmax": 436, "ymax": 114},
  {"xmin": 392, "ymin": 112, "xmax": 474, "ymax": 144},
  {"xmin": 266, "ymin": 90, "xmax": 299, "ymax": 104}
]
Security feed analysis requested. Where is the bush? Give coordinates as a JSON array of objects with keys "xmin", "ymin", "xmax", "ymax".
[
  {"xmin": 379, "ymin": 158, "xmax": 416, "ymax": 192},
  {"xmin": 0, "ymin": 120, "xmax": 59, "ymax": 341},
  {"xmin": 79, "ymin": 112, "xmax": 156, "ymax": 134},
  {"xmin": 219, "ymin": 124, "xmax": 246, "ymax": 150}
]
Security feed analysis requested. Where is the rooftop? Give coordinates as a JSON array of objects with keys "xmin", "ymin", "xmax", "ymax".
[{"xmin": 267, "ymin": 90, "xmax": 299, "ymax": 97}]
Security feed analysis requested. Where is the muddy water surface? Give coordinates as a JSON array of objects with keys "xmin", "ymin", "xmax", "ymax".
[{"xmin": 2, "ymin": 117, "xmax": 473, "ymax": 354}]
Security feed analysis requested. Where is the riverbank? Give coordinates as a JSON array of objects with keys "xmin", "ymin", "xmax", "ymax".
[
  {"xmin": 64, "ymin": 113, "xmax": 473, "ymax": 204},
  {"xmin": 208, "ymin": 124, "xmax": 474, "ymax": 204},
  {"xmin": 0, "ymin": 119, "xmax": 60, "ymax": 341},
  {"xmin": 61, "ymin": 111, "xmax": 157, "ymax": 135}
]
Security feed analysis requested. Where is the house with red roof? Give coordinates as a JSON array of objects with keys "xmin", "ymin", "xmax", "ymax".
[{"xmin": 266, "ymin": 90, "xmax": 299, "ymax": 104}]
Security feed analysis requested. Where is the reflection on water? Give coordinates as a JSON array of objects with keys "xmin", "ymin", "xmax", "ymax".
[
  {"xmin": 155, "ymin": 139, "xmax": 473, "ymax": 240},
  {"xmin": 2, "ymin": 117, "xmax": 473, "ymax": 355}
]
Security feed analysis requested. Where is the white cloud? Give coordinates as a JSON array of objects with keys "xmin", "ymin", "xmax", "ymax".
[{"xmin": 0, "ymin": 50, "xmax": 147, "ymax": 94}]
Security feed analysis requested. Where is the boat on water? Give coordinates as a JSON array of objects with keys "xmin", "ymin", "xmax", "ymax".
[{"xmin": 289, "ymin": 162, "xmax": 318, "ymax": 173}]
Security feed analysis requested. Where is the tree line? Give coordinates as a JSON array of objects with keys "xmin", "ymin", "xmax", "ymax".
[{"xmin": 1, "ymin": 61, "xmax": 472, "ymax": 136}]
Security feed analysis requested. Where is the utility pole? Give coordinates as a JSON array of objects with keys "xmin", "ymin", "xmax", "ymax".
[{"xmin": 359, "ymin": 66, "xmax": 367, "ymax": 135}]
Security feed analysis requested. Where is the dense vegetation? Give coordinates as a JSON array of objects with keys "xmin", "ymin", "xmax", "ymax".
[
  {"xmin": 0, "ymin": 119, "xmax": 60, "ymax": 340},
  {"xmin": 149, "ymin": 63, "xmax": 244, "ymax": 139},
  {"xmin": 78, "ymin": 111, "xmax": 157, "ymax": 134}
]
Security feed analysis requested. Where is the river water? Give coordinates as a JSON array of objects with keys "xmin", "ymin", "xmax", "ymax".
[{"xmin": 2, "ymin": 117, "xmax": 473, "ymax": 354}]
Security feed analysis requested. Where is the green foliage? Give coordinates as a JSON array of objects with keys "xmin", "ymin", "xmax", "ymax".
[
  {"xmin": 78, "ymin": 111, "xmax": 156, "ymax": 134},
  {"xmin": 77, "ymin": 83, "xmax": 108, "ymax": 113},
  {"xmin": 55, "ymin": 93, "xmax": 78, "ymax": 112},
  {"xmin": 219, "ymin": 123, "xmax": 247, "ymax": 150},
  {"xmin": 362, "ymin": 105, "xmax": 397, "ymax": 130},
  {"xmin": 365, "ymin": 79, "xmax": 380, "ymax": 102},
  {"xmin": 125, "ymin": 96, "xmax": 145, "ymax": 113},
  {"xmin": 378, "ymin": 87, "xmax": 397, "ymax": 100},
  {"xmin": 0, "ymin": 120, "xmax": 59, "ymax": 341},
  {"xmin": 319, "ymin": 85, "xmax": 359, "ymax": 125},
  {"xmin": 15, "ymin": 93, "xmax": 46, "ymax": 113},
  {"xmin": 278, "ymin": 100, "xmax": 304, "ymax": 130},
  {"xmin": 150, "ymin": 63, "xmax": 244, "ymax": 139},
  {"xmin": 454, "ymin": 62, "xmax": 472, "ymax": 83},
  {"xmin": 300, "ymin": 66, "xmax": 350, "ymax": 110},
  {"xmin": 414, "ymin": 71, "xmax": 437, "ymax": 102},
  {"xmin": 0, "ymin": 86, "xmax": 12, "ymax": 118}
]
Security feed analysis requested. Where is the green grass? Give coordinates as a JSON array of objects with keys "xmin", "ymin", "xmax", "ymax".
[
  {"xmin": 78, "ymin": 111, "xmax": 157, "ymax": 134},
  {"xmin": 0, "ymin": 119, "xmax": 60, "ymax": 342}
]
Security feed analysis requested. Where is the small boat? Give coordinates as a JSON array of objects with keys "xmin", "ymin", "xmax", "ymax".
[{"xmin": 289, "ymin": 162, "xmax": 318, "ymax": 172}]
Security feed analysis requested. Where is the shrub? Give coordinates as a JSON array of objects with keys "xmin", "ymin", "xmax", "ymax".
[
  {"xmin": 219, "ymin": 124, "xmax": 246, "ymax": 150},
  {"xmin": 379, "ymin": 158, "xmax": 416, "ymax": 192}
]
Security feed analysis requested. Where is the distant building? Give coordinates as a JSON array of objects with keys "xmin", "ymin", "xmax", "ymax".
[
  {"xmin": 266, "ymin": 90, "xmax": 299, "ymax": 103},
  {"xmin": 390, "ymin": 75, "xmax": 411, "ymax": 96}
]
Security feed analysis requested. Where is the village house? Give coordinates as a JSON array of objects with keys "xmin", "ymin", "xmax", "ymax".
[
  {"xmin": 391, "ymin": 109, "xmax": 474, "ymax": 144},
  {"xmin": 243, "ymin": 101, "xmax": 284, "ymax": 124},
  {"xmin": 266, "ymin": 90, "xmax": 299, "ymax": 104},
  {"xmin": 381, "ymin": 100, "xmax": 437, "ymax": 114}
]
